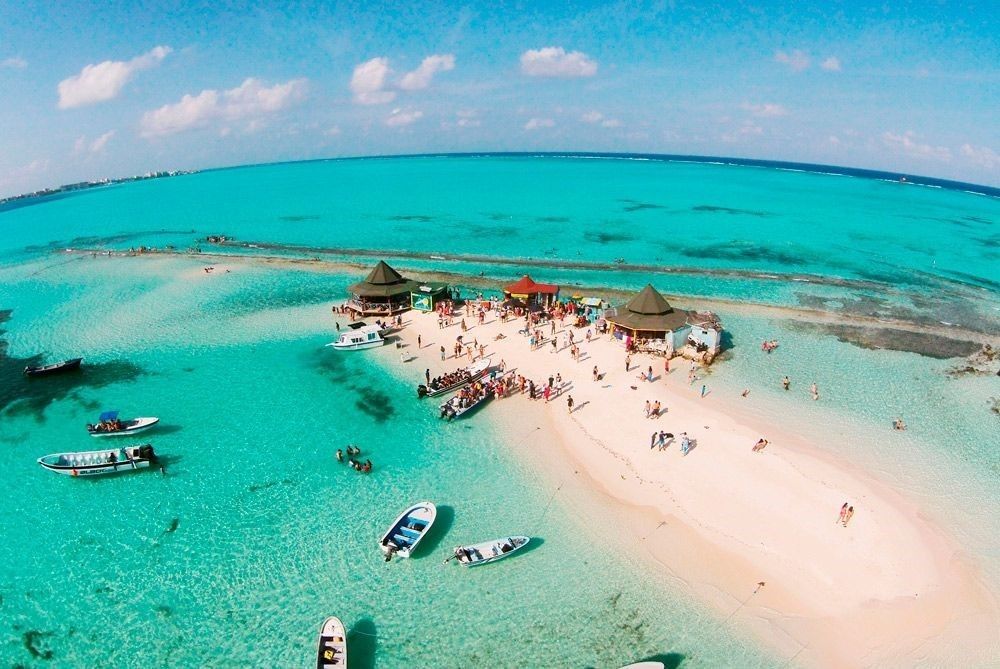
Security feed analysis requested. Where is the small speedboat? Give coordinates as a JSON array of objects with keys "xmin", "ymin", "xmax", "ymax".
[
  {"xmin": 87, "ymin": 411, "xmax": 159, "ymax": 437},
  {"xmin": 316, "ymin": 616, "xmax": 347, "ymax": 668},
  {"xmin": 379, "ymin": 501, "xmax": 437, "ymax": 561},
  {"xmin": 619, "ymin": 663, "xmax": 666, "ymax": 669},
  {"xmin": 326, "ymin": 324, "xmax": 385, "ymax": 351},
  {"xmin": 38, "ymin": 444, "xmax": 157, "ymax": 477},
  {"xmin": 24, "ymin": 357, "xmax": 83, "ymax": 377},
  {"xmin": 449, "ymin": 535, "xmax": 530, "ymax": 566},
  {"xmin": 418, "ymin": 358, "xmax": 490, "ymax": 398}
]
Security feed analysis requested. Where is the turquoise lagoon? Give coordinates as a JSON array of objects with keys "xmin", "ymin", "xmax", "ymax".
[{"xmin": 1, "ymin": 155, "xmax": 999, "ymax": 667}]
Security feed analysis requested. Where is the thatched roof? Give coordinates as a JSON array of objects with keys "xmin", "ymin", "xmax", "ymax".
[
  {"xmin": 348, "ymin": 260, "xmax": 419, "ymax": 298},
  {"xmin": 606, "ymin": 284, "xmax": 690, "ymax": 332}
]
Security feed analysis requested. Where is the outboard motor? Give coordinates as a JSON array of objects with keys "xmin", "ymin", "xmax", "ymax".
[
  {"xmin": 138, "ymin": 444, "xmax": 156, "ymax": 461},
  {"xmin": 417, "ymin": 384, "xmax": 428, "ymax": 398}
]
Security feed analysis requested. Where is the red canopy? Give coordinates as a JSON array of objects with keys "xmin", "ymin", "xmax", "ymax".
[{"xmin": 504, "ymin": 275, "xmax": 559, "ymax": 295}]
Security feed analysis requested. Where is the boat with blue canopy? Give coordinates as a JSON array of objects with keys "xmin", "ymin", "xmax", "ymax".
[{"xmin": 86, "ymin": 411, "xmax": 160, "ymax": 437}]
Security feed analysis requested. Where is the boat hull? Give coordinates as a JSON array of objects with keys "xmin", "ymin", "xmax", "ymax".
[
  {"xmin": 316, "ymin": 616, "xmax": 347, "ymax": 668},
  {"xmin": 328, "ymin": 340, "xmax": 385, "ymax": 351},
  {"xmin": 24, "ymin": 357, "xmax": 83, "ymax": 377},
  {"xmin": 452, "ymin": 535, "xmax": 530, "ymax": 566},
  {"xmin": 38, "ymin": 444, "xmax": 156, "ymax": 477},
  {"xmin": 379, "ymin": 501, "xmax": 437, "ymax": 559},
  {"xmin": 88, "ymin": 417, "xmax": 159, "ymax": 437}
]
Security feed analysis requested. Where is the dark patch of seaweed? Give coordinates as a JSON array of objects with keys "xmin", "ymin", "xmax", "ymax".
[
  {"xmin": 619, "ymin": 199, "xmax": 667, "ymax": 212},
  {"xmin": 691, "ymin": 204, "xmax": 770, "ymax": 217},
  {"xmin": 388, "ymin": 214, "xmax": 434, "ymax": 222},
  {"xmin": 584, "ymin": 231, "xmax": 636, "ymax": 244},
  {"xmin": 279, "ymin": 214, "xmax": 320, "ymax": 222},
  {"xmin": 679, "ymin": 241, "xmax": 808, "ymax": 266},
  {"xmin": 23, "ymin": 630, "xmax": 54, "ymax": 660},
  {"xmin": 535, "ymin": 216, "xmax": 571, "ymax": 223},
  {"xmin": 787, "ymin": 322, "xmax": 981, "ymax": 359},
  {"xmin": 352, "ymin": 386, "xmax": 395, "ymax": 423}
]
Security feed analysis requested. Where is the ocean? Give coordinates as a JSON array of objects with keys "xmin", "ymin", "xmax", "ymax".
[{"xmin": 1, "ymin": 154, "xmax": 997, "ymax": 667}]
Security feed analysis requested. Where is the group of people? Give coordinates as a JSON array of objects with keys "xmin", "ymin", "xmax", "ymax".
[
  {"xmin": 649, "ymin": 431, "xmax": 674, "ymax": 450},
  {"xmin": 643, "ymin": 399, "xmax": 663, "ymax": 419},
  {"xmin": 335, "ymin": 445, "xmax": 372, "ymax": 473},
  {"xmin": 88, "ymin": 418, "xmax": 126, "ymax": 433},
  {"xmin": 761, "ymin": 339, "xmax": 780, "ymax": 353},
  {"xmin": 837, "ymin": 502, "xmax": 855, "ymax": 527},
  {"xmin": 423, "ymin": 366, "xmax": 474, "ymax": 393}
]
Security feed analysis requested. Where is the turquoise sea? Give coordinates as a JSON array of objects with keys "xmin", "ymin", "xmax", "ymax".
[{"xmin": 1, "ymin": 155, "xmax": 998, "ymax": 667}]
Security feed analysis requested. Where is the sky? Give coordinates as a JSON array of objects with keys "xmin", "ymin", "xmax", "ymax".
[{"xmin": 0, "ymin": 1, "xmax": 998, "ymax": 197}]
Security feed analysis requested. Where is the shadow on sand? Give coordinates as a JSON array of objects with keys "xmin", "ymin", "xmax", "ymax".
[
  {"xmin": 347, "ymin": 618, "xmax": 377, "ymax": 669},
  {"xmin": 417, "ymin": 504, "xmax": 454, "ymax": 556}
]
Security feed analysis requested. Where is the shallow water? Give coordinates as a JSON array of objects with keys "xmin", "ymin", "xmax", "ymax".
[{"xmin": 1, "ymin": 155, "xmax": 997, "ymax": 667}]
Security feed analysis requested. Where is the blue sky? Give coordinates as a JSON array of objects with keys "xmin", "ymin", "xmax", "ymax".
[{"xmin": 0, "ymin": 1, "xmax": 997, "ymax": 196}]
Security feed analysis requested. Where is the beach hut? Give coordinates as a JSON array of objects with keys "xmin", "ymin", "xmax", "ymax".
[
  {"xmin": 503, "ymin": 275, "xmax": 559, "ymax": 308},
  {"xmin": 347, "ymin": 260, "xmax": 419, "ymax": 316},
  {"xmin": 410, "ymin": 282, "xmax": 449, "ymax": 312},
  {"xmin": 604, "ymin": 284, "xmax": 692, "ymax": 352}
]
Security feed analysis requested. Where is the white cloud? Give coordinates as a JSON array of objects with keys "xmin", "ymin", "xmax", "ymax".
[
  {"xmin": 774, "ymin": 49, "xmax": 810, "ymax": 72},
  {"xmin": 821, "ymin": 57, "xmax": 841, "ymax": 72},
  {"xmin": 57, "ymin": 45, "xmax": 171, "ymax": 109},
  {"xmin": 741, "ymin": 102, "xmax": 788, "ymax": 117},
  {"xmin": 960, "ymin": 144, "xmax": 999, "ymax": 169},
  {"xmin": 521, "ymin": 47, "xmax": 597, "ymax": 78},
  {"xmin": 601, "ymin": 118, "xmax": 621, "ymax": 128},
  {"xmin": 351, "ymin": 57, "xmax": 395, "ymax": 104},
  {"xmin": 400, "ymin": 54, "xmax": 455, "ymax": 91},
  {"xmin": 722, "ymin": 121, "xmax": 763, "ymax": 142},
  {"xmin": 454, "ymin": 110, "xmax": 481, "ymax": 128},
  {"xmin": 881, "ymin": 131, "xmax": 951, "ymax": 162},
  {"xmin": 89, "ymin": 130, "xmax": 115, "ymax": 152},
  {"xmin": 140, "ymin": 77, "xmax": 307, "ymax": 137},
  {"xmin": 524, "ymin": 117, "xmax": 555, "ymax": 130},
  {"xmin": 581, "ymin": 111, "xmax": 603, "ymax": 123},
  {"xmin": 1, "ymin": 56, "xmax": 27, "ymax": 69},
  {"xmin": 385, "ymin": 108, "xmax": 423, "ymax": 127},
  {"xmin": 324, "ymin": 125, "xmax": 342, "ymax": 137}
]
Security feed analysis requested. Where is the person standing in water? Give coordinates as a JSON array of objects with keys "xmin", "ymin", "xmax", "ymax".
[
  {"xmin": 782, "ymin": 376, "xmax": 791, "ymax": 391},
  {"xmin": 810, "ymin": 382, "xmax": 819, "ymax": 400}
]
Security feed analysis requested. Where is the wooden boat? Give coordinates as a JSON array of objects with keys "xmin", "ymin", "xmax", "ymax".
[
  {"xmin": 418, "ymin": 358, "xmax": 489, "ymax": 398},
  {"xmin": 449, "ymin": 535, "xmax": 530, "ymax": 566},
  {"xmin": 316, "ymin": 616, "xmax": 347, "ymax": 668},
  {"xmin": 24, "ymin": 357, "xmax": 82, "ymax": 377},
  {"xmin": 326, "ymin": 324, "xmax": 385, "ymax": 351},
  {"xmin": 379, "ymin": 501, "xmax": 437, "ymax": 561},
  {"xmin": 87, "ymin": 411, "xmax": 159, "ymax": 437},
  {"xmin": 38, "ymin": 444, "xmax": 157, "ymax": 477}
]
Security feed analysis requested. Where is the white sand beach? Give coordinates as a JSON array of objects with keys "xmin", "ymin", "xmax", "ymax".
[{"xmin": 384, "ymin": 302, "xmax": 1000, "ymax": 668}]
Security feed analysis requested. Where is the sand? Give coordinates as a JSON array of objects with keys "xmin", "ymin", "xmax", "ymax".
[{"xmin": 382, "ymin": 303, "xmax": 1000, "ymax": 668}]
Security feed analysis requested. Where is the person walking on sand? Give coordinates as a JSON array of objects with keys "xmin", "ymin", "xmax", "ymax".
[
  {"xmin": 425, "ymin": 369, "xmax": 430, "ymax": 384},
  {"xmin": 742, "ymin": 388, "xmax": 750, "ymax": 398},
  {"xmin": 837, "ymin": 502, "xmax": 848, "ymax": 524},
  {"xmin": 543, "ymin": 385, "xmax": 551, "ymax": 403},
  {"xmin": 752, "ymin": 438, "xmax": 768, "ymax": 452},
  {"xmin": 810, "ymin": 382, "xmax": 819, "ymax": 401},
  {"xmin": 440, "ymin": 345, "xmax": 446, "ymax": 361},
  {"xmin": 843, "ymin": 506, "xmax": 855, "ymax": 527},
  {"xmin": 592, "ymin": 365, "xmax": 599, "ymax": 382},
  {"xmin": 567, "ymin": 395, "xmax": 574, "ymax": 413},
  {"xmin": 417, "ymin": 334, "xmax": 422, "ymax": 349},
  {"xmin": 664, "ymin": 357, "xmax": 670, "ymax": 374},
  {"xmin": 625, "ymin": 354, "xmax": 632, "ymax": 372},
  {"xmin": 644, "ymin": 400, "xmax": 651, "ymax": 418},
  {"xmin": 647, "ymin": 365, "xmax": 654, "ymax": 382},
  {"xmin": 652, "ymin": 400, "xmax": 661, "ymax": 418},
  {"xmin": 782, "ymin": 375, "xmax": 790, "ymax": 391}
]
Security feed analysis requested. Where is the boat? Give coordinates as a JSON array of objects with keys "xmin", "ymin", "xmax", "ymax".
[
  {"xmin": 316, "ymin": 616, "xmax": 347, "ymax": 668},
  {"xmin": 23, "ymin": 357, "xmax": 83, "ymax": 377},
  {"xmin": 379, "ymin": 501, "xmax": 437, "ymax": 561},
  {"xmin": 37, "ymin": 444, "xmax": 157, "ymax": 477},
  {"xmin": 326, "ymin": 324, "xmax": 385, "ymax": 351},
  {"xmin": 418, "ymin": 358, "xmax": 490, "ymax": 398},
  {"xmin": 86, "ymin": 411, "xmax": 160, "ymax": 437},
  {"xmin": 438, "ymin": 373, "xmax": 505, "ymax": 420},
  {"xmin": 619, "ymin": 663, "xmax": 665, "ymax": 669},
  {"xmin": 449, "ymin": 536, "xmax": 530, "ymax": 566}
]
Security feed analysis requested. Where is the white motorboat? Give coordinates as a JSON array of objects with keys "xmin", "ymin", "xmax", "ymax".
[
  {"xmin": 619, "ymin": 663, "xmax": 666, "ymax": 669},
  {"xmin": 327, "ymin": 324, "xmax": 385, "ymax": 351},
  {"xmin": 449, "ymin": 535, "xmax": 530, "ymax": 566},
  {"xmin": 38, "ymin": 444, "xmax": 157, "ymax": 477},
  {"xmin": 379, "ymin": 501, "xmax": 437, "ymax": 561},
  {"xmin": 316, "ymin": 616, "xmax": 347, "ymax": 668},
  {"xmin": 86, "ymin": 411, "xmax": 159, "ymax": 437},
  {"xmin": 418, "ymin": 358, "xmax": 490, "ymax": 398}
]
